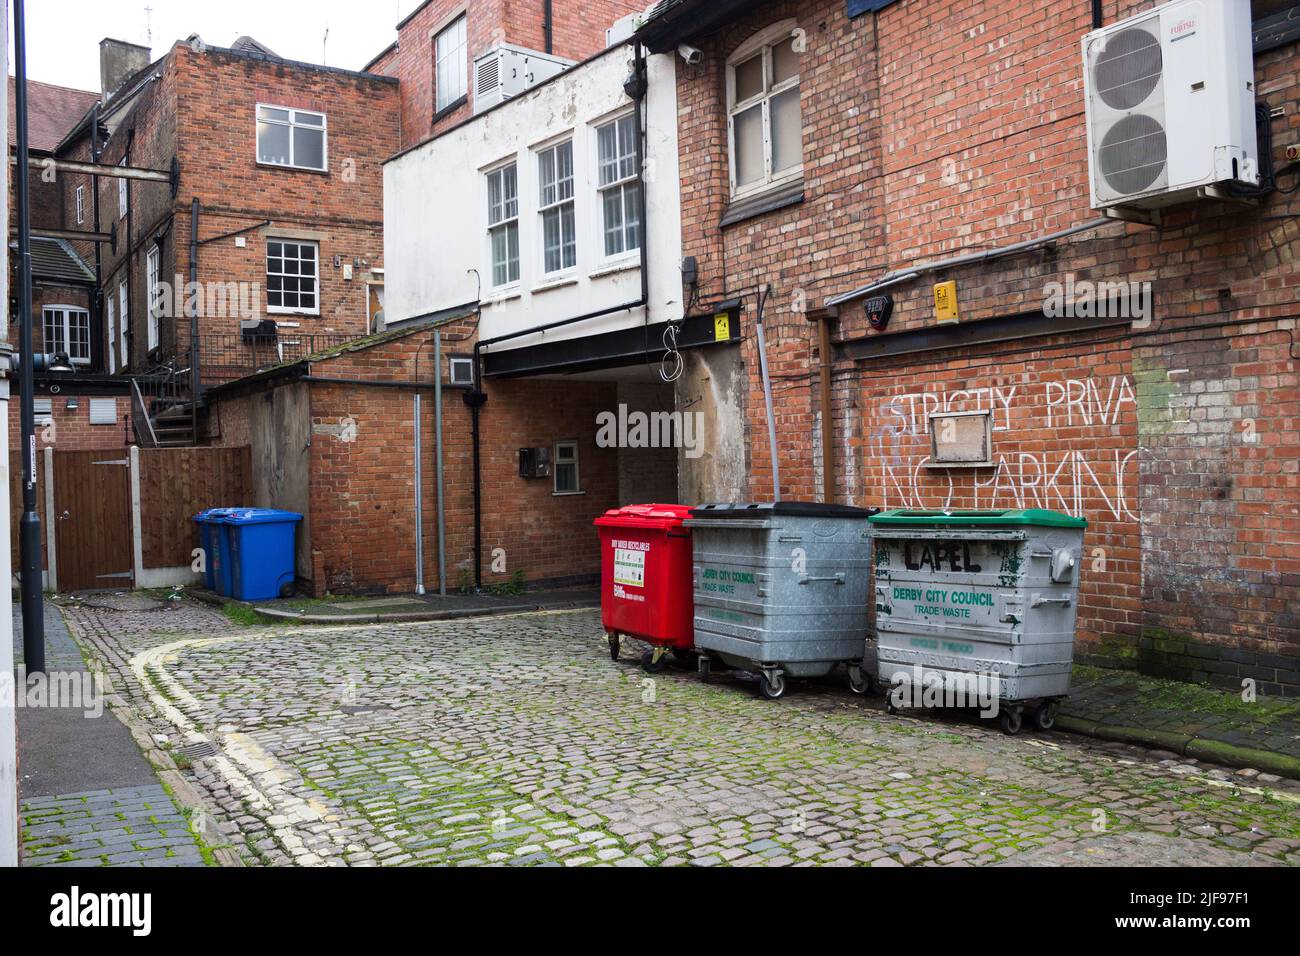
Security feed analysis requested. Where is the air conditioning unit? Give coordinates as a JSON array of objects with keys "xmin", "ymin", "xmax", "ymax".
[
  {"xmin": 606, "ymin": 12, "xmax": 640, "ymax": 48},
  {"xmin": 1083, "ymin": 0, "xmax": 1258, "ymax": 213},
  {"xmin": 474, "ymin": 45, "xmax": 574, "ymax": 115}
]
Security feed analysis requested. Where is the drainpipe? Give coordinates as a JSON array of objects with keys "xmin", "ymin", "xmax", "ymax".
[
  {"xmin": 813, "ymin": 306, "xmax": 837, "ymax": 504},
  {"xmin": 754, "ymin": 284, "xmax": 780, "ymax": 502},
  {"xmin": 1092, "ymin": 0, "xmax": 1104, "ymax": 29},
  {"xmin": 414, "ymin": 391, "xmax": 424, "ymax": 594},
  {"xmin": 543, "ymin": 0, "xmax": 554, "ymax": 54},
  {"xmin": 435, "ymin": 330, "xmax": 447, "ymax": 596},
  {"xmin": 91, "ymin": 102, "xmax": 104, "ymax": 371},
  {"xmin": 189, "ymin": 197, "xmax": 200, "ymax": 438},
  {"xmin": 632, "ymin": 44, "xmax": 650, "ymax": 354}
]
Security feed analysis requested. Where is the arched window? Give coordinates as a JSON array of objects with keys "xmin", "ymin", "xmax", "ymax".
[{"xmin": 727, "ymin": 20, "xmax": 804, "ymax": 198}]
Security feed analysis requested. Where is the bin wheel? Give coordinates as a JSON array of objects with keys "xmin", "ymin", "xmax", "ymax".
[
  {"xmin": 641, "ymin": 648, "xmax": 667, "ymax": 674},
  {"xmin": 1034, "ymin": 701, "xmax": 1059, "ymax": 732},
  {"xmin": 848, "ymin": 665, "xmax": 870, "ymax": 696},
  {"xmin": 885, "ymin": 699, "xmax": 899, "ymax": 716},
  {"xmin": 758, "ymin": 671, "xmax": 786, "ymax": 701},
  {"xmin": 999, "ymin": 708, "xmax": 1023, "ymax": 736},
  {"xmin": 698, "ymin": 655, "xmax": 712, "ymax": 683},
  {"xmin": 673, "ymin": 648, "xmax": 698, "ymax": 670},
  {"xmin": 607, "ymin": 633, "xmax": 620, "ymax": 662}
]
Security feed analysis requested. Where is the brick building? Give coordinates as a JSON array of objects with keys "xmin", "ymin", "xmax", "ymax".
[
  {"xmin": 364, "ymin": 0, "xmax": 649, "ymax": 150},
  {"xmin": 13, "ymin": 35, "xmax": 400, "ymax": 450},
  {"xmin": 636, "ymin": 0, "xmax": 1300, "ymax": 692}
]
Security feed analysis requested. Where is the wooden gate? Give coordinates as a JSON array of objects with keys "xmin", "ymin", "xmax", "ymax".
[{"xmin": 52, "ymin": 449, "xmax": 133, "ymax": 591}]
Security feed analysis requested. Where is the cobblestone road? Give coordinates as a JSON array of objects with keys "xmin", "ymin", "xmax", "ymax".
[{"xmin": 63, "ymin": 597, "xmax": 1300, "ymax": 867}]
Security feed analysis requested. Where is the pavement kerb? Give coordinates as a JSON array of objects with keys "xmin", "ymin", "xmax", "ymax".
[
  {"xmin": 188, "ymin": 588, "xmax": 598, "ymax": 625},
  {"xmin": 1054, "ymin": 714, "xmax": 1300, "ymax": 781}
]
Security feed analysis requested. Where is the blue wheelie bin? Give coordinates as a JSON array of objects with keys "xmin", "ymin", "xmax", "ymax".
[
  {"xmin": 193, "ymin": 508, "xmax": 239, "ymax": 596},
  {"xmin": 223, "ymin": 509, "xmax": 303, "ymax": 600}
]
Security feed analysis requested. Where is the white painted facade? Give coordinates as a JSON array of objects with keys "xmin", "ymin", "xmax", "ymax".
[{"xmin": 383, "ymin": 46, "xmax": 682, "ymax": 355}]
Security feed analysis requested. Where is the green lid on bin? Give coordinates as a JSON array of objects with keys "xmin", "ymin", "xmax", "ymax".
[{"xmin": 868, "ymin": 508, "xmax": 1086, "ymax": 529}]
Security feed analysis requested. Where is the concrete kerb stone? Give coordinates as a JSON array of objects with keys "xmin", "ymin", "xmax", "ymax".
[{"xmin": 1055, "ymin": 715, "xmax": 1300, "ymax": 782}]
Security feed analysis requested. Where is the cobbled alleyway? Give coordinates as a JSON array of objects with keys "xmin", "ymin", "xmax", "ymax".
[{"xmin": 57, "ymin": 595, "xmax": 1300, "ymax": 867}]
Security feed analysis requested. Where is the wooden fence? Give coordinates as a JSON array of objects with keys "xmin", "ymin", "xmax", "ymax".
[{"xmin": 139, "ymin": 446, "xmax": 252, "ymax": 571}]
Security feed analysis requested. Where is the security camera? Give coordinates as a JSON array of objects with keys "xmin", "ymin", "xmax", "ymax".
[{"xmin": 677, "ymin": 44, "xmax": 703, "ymax": 65}]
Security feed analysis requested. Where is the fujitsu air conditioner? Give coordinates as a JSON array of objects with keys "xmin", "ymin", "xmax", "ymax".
[
  {"xmin": 1083, "ymin": 0, "xmax": 1259, "ymax": 213},
  {"xmin": 474, "ymin": 45, "xmax": 574, "ymax": 115}
]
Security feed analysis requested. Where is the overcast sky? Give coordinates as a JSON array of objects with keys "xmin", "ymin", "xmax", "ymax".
[{"xmin": 10, "ymin": 0, "xmax": 422, "ymax": 91}]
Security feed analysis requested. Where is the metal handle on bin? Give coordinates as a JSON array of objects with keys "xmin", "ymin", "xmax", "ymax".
[
  {"xmin": 799, "ymin": 573, "xmax": 845, "ymax": 586},
  {"xmin": 1031, "ymin": 595, "xmax": 1072, "ymax": 608}
]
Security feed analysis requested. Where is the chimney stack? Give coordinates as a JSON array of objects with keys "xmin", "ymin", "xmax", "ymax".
[{"xmin": 99, "ymin": 38, "xmax": 151, "ymax": 100}]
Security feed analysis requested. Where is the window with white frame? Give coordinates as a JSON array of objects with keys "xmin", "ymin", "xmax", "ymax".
[
  {"xmin": 267, "ymin": 239, "xmax": 320, "ymax": 314},
  {"xmin": 727, "ymin": 22, "xmax": 803, "ymax": 197},
  {"xmin": 434, "ymin": 14, "xmax": 468, "ymax": 114},
  {"xmin": 41, "ymin": 306, "xmax": 91, "ymax": 365},
  {"xmin": 538, "ymin": 140, "xmax": 576, "ymax": 274},
  {"xmin": 118, "ymin": 280, "xmax": 129, "ymax": 368},
  {"xmin": 256, "ymin": 105, "xmax": 327, "ymax": 171},
  {"xmin": 596, "ymin": 113, "xmax": 641, "ymax": 258},
  {"xmin": 486, "ymin": 163, "xmax": 519, "ymax": 287},
  {"xmin": 118, "ymin": 159, "xmax": 128, "ymax": 218},
  {"xmin": 146, "ymin": 245, "xmax": 162, "ymax": 352},
  {"xmin": 75, "ymin": 184, "xmax": 85, "ymax": 224},
  {"xmin": 554, "ymin": 440, "xmax": 579, "ymax": 494},
  {"xmin": 106, "ymin": 295, "xmax": 117, "ymax": 374}
]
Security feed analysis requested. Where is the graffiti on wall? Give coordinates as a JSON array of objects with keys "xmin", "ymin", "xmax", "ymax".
[{"xmin": 865, "ymin": 375, "xmax": 1138, "ymax": 521}]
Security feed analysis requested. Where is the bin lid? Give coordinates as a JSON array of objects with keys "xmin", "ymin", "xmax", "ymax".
[
  {"xmin": 594, "ymin": 503, "xmax": 694, "ymax": 531},
  {"xmin": 192, "ymin": 507, "xmax": 242, "ymax": 523},
  {"xmin": 869, "ymin": 508, "xmax": 1086, "ymax": 529},
  {"xmin": 218, "ymin": 508, "xmax": 304, "ymax": 525},
  {"xmin": 690, "ymin": 501, "xmax": 879, "ymax": 520}
]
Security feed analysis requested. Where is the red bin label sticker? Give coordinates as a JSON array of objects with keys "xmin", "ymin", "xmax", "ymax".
[{"xmin": 613, "ymin": 543, "xmax": 648, "ymax": 588}]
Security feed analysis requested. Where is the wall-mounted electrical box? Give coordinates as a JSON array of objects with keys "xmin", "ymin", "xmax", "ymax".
[
  {"xmin": 927, "ymin": 410, "xmax": 993, "ymax": 468},
  {"xmin": 519, "ymin": 446, "xmax": 552, "ymax": 479}
]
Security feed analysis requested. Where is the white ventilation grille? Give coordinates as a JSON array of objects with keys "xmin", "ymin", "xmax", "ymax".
[
  {"xmin": 1086, "ymin": 16, "xmax": 1169, "ymax": 205},
  {"xmin": 476, "ymin": 56, "xmax": 500, "ymax": 100}
]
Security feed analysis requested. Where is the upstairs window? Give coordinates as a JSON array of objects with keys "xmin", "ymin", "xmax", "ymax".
[
  {"xmin": 267, "ymin": 239, "xmax": 320, "ymax": 314},
  {"xmin": 728, "ymin": 22, "xmax": 803, "ymax": 197},
  {"xmin": 435, "ymin": 15, "xmax": 468, "ymax": 114},
  {"xmin": 75, "ymin": 184, "xmax": 85, "ymax": 224},
  {"xmin": 118, "ymin": 158, "xmax": 128, "ymax": 218},
  {"xmin": 42, "ymin": 306, "xmax": 91, "ymax": 365},
  {"xmin": 486, "ymin": 162, "xmax": 520, "ymax": 287},
  {"xmin": 596, "ymin": 114, "xmax": 640, "ymax": 258},
  {"xmin": 257, "ymin": 105, "xmax": 328, "ymax": 171},
  {"xmin": 146, "ymin": 245, "xmax": 162, "ymax": 352},
  {"xmin": 538, "ymin": 140, "xmax": 575, "ymax": 274}
]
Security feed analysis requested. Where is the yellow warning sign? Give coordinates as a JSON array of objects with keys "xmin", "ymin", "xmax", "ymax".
[
  {"xmin": 714, "ymin": 313, "xmax": 731, "ymax": 342},
  {"xmin": 934, "ymin": 281, "xmax": 960, "ymax": 324}
]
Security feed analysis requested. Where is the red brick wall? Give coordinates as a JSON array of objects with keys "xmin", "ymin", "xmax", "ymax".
[
  {"xmin": 220, "ymin": 327, "xmax": 621, "ymax": 594},
  {"xmin": 673, "ymin": 0, "xmax": 1300, "ymax": 686},
  {"xmin": 381, "ymin": 0, "xmax": 647, "ymax": 150},
  {"xmin": 9, "ymin": 394, "xmax": 134, "ymax": 453}
]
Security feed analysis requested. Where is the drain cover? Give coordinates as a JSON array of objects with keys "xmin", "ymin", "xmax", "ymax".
[{"xmin": 179, "ymin": 741, "xmax": 218, "ymax": 760}]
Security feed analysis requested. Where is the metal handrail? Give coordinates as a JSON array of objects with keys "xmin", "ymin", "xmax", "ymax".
[{"xmin": 131, "ymin": 377, "xmax": 160, "ymax": 448}]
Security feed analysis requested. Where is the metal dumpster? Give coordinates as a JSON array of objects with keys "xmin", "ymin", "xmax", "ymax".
[
  {"xmin": 686, "ymin": 502, "xmax": 879, "ymax": 700},
  {"xmin": 869, "ymin": 509, "xmax": 1086, "ymax": 734}
]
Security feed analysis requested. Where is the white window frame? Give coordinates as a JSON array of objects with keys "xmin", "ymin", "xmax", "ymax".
[
  {"xmin": 146, "ymin": 245, "xmax": 161, "ymax": 352},
  {"xmin": 75, "ymin": 184, "xmax": 85, "ymax": 224},
  {"xmin": 266, "ymin": 238, "xmax": 321, "ymax": 315},
  {"xmin": 594, "ymin": 112, "xmax": 641, "ymax": 262},
  {"xmin": 726, "ymin": 19, "xmax": 804, "ymax": 201},
  {"xmin": 553, "ymin": 440, "xmax": 581, "ymax": 494},
  {"xmin": 537, "ymin": 139, "xmax": 576, "ymax": 276},
  {"xmin": 485, "ymin": 160, "xmax": 520, "ymax": 289},
  {"xmin": 256, "ymin": 104, "xmax": 329, "ymax": 172},
  {"xmin": 118, "ymin": 158, "xmax": 128, "ymax": 219},
  {"xmin": 106, "ymin": 295, "xmax": 117, "ymax": 374},
  {"xmin": 434, "ymin": 13, "xmax": 468, "ymax": 114},
  {"xmin": 41, "ymin": 305, "xmax": 92, "ymax": 366},
  {"xmin": 118, "ymin": 279, "xmax": 129, "ymax": 369}
]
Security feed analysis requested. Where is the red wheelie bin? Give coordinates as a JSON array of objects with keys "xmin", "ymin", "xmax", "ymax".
[{"xmin": 594, "ymin": 504, "xmax": 696, "ymax": 672}]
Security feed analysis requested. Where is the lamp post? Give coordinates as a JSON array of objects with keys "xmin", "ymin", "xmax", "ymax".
[{"xmin": 12, "ymin": 0, "xmax": 44, "ymax": 675}]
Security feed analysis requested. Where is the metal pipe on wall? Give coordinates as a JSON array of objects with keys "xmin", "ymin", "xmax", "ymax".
[
  {"xmin": 753, "ymin": 285, "xmax": 780, "ymax": 502},
  {"xmin": 818, "ymin": 310, "xmax": 835, "ymax": 504},
  {"xmin": 435, "ymin": 331, "xmax": 447, "ymax": 596},
  {"xmin": 414, "ymin": 392, "xmax": 424, "ymax": 595}
]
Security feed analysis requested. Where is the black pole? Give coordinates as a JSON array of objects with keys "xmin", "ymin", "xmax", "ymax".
[
  {"xmin": 189, "ymin": 197, "xmax": 199, "ymax": 438},
  {"xmin": 14, "ymin": 0, "xmax": 45, "ymax": 674}
]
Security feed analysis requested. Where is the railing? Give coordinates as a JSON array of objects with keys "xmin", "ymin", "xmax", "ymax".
[
  {"xmin": 170, "ymin": 331, "xmax": 361, "ymax": 386},
  {"xmin": 131, "ymin": 361, "xmax": 190, "ymax": 447},
  {"xmin": 130, "ymin": 378, "xmax": 160, "ymax": 448}
]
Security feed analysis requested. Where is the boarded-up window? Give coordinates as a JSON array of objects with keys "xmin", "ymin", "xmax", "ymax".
[
  {"xmin": 928, "ymin": 411, "xmax": 992, "ymax": 467},
  {"xmin": 89, "ymin": 398, "xmax": 117, "ymax": 426}
]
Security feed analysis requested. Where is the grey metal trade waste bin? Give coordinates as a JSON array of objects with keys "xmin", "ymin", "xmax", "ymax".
[
  {"xmin": 685, "ymin": 502, "xmax": 879, "ymax": 700},
  {"xmin": 869, "ymin": 509, "xmax": 1086, "ymax": 734}
]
